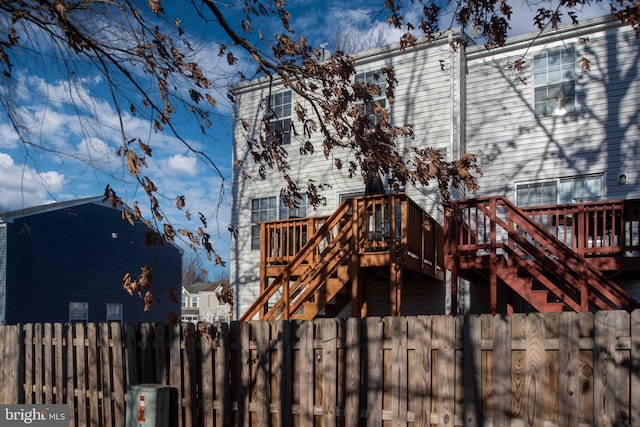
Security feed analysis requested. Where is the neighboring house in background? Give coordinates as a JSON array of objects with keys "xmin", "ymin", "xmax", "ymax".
[
  {"xmin": 0, "ymin": 196, "xmax": 183, "ymax": 325},
  {"xmin": 181, "ymin": 280, "xmax": 232, "ymax": 323},
  {"xmin": 230, "ymin": 16, "xmax": 640, "ymax": 320}
]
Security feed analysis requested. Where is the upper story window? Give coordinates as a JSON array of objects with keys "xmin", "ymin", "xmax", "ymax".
[
  {"xmin": 251, "ymin": 194, "xmax": 308, "ymax": 250},
  {"xmin": 516, "ymin": 174, "xmax": 603, "ymax": 207},
  {"xmin": 182, "ymin": 295, "xmax": 188, "ymax": 307},
  {"xmin": 265, "ymin": 91, "xmax": 292, "ymax": 145},
  {"xmin": 534, "ymin": 47, "xmax": 575, "ymax": 117},
  {"xmin": 355, "ymin": 70, "xmax": 387, "ymax": 126},
  {"xmin": 191, "ymin": 296, "xmax": 199, "ymax": 308}
]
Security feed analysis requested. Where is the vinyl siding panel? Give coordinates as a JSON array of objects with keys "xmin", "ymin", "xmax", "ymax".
[{"xmin": 466, "ymin": 22, "xmax": 640, "ymax": 203}]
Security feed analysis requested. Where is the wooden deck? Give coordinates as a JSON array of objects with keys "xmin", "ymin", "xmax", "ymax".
[
  {"xmin": 242, "ymin": 195, "xmax": 640, "ymax": 321},
  {"xmin": 241, "ymin": 194, "xmax": 444, "ymax": 321},
  {"xmin": 445, "ymin": 197, "xmax": 640, "ymax": 315}
]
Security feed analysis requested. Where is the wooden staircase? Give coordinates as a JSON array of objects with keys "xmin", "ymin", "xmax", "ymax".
[
  {"xmin": 240, "ymin": 198, "xmax": 358, "ymax": 321},
  {"xmin": 447, "ymin": 197, "xmax": 640, "ymax": 314},
  {"xmin": 241, "ymin": 194, "xmax": 445, "ymax": 321}
]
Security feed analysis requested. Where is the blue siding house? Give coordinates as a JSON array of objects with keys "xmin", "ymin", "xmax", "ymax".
[{"xmin": 0, "ymin": 196, "xmax": 183, "ymax": 324}]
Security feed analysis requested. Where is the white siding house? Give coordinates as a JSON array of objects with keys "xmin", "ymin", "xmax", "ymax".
[
  {"xmin": 230, "ymin": 16, "xmax": 640, "ymax": 318},
  {"xmin": 465, "ymin": 17, "xmax": 640, "ymax": 309},
  {"xmin": 230, "ymin": 35, "xmax": 465, "ymax": 318}
]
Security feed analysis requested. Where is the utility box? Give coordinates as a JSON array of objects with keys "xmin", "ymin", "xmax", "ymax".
[{"xmin": 126, "ymin": 384, "xmax": 171, "ymax": 427}]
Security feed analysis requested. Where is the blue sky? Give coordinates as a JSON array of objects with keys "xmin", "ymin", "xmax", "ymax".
[{"xmin": 0, "ymin": 0, "xmax": 609, "ymax": 278}]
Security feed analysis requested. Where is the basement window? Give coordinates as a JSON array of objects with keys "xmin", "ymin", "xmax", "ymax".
[{"xmin": 69, "ymin": 301, "xmax": 89, "ymax": 323}]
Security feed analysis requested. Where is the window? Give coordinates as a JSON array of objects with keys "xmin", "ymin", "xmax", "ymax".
[
  {"xmin": 69, "ymin": 302, "xmax": 88, "ymax": 322},
  {"xmin": 265, "ymin": 91, "xmax": 292, "ymax": 145},
  {"xmin": 106, "ymin": 303, "xmax": 123, "ymax": 322},
  {"xmin": 516, "ymin": 181, "xmax": 557, "ymax": 207},
  {"xmin": 534, "ymin": 47, "xmax": 575, "ymax": 116},
  {"xmin": 191, "ymin": 296, "xmax": 199, "ymax": 308},
  {"xmin": 355, "ymin": 70, "xmax": 387, "ymax": 126},
  {"xmin": 558, "ymin": 175, "xmax": 603, "ymax": 203},
  {"xmin": 251, "ymin": 196, "xmax": 278, "ymax": 250},
  {"xmin": 516, "ymin": 174, "xmax": 603, "ymax": 207},
  {"xmin": 280, "ymin": 193, "xmax": 307, "ymax": 219},
  {"xmin": 182, "ymin": 295, "xmax": 188, "ymax": 307},
  {"xmin": 251, "ymin": 194, "xmax": 308, "ymax": 250}
]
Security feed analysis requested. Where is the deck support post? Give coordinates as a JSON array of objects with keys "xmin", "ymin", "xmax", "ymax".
[
  {"xmin": 489, "ymin": 199, "xmax": 498, "ymax": 315},
  {"xmin": 259, "ymin": 222, "xmax": 268, "ymax": 319},
  {"xmin": 390, "ymin": 261, "xmax": 403, "ymax": 316},
  {"xmin": 350, "ymin": 253, "xmax": 362, "ymax": 318}
]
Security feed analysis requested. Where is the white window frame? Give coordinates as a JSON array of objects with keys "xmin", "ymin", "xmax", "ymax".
[
  {"xmin": 516, "ymin": 174, "xmax": 604, "ymax": 207},
  {"xmin": 265, "ymin": 91, "xmax": 292, "ymax": 145},
  {"xmin": 533, "ymin": 47, "xmax": 576, "ymax": 117},
  {"xmin": 355, "ymin": 70, "xmax": 387, "ymax": 126},
  {"xmin": 191, "ymin": 296, "xmax": 199, "ymax": 308},
  {"xmin": 251, "ymin": 194, "xmax": 308, "ymax": 250}
]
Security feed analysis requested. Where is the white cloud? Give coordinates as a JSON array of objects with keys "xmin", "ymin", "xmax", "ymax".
[
  {"xmin": 0, "ymin": 153, "xmax": 66, "ymax": 212},
  {"xmin": 0, "ymin": 123, "xmax": 20, "ymax": 149},
  {"xmin": 165, "ymin": 155, "xmax": 198, "ymax": 177}
]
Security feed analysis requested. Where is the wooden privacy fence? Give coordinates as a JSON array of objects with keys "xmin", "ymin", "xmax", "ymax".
[{"xmin": 1, "ymin": 312, "xmax": 640, "ymax": 426}]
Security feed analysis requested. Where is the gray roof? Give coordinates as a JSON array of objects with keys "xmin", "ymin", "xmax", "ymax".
[
  {"xmin": 0, "ymin": 196, "xmax": 110, "ymax": 222},
  {"xmin": 184, "ymin": 280, "xmax": 229, "ymax": 294}
]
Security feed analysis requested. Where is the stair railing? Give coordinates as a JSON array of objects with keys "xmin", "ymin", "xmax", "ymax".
[
  {"xmin": 240, "ymin": 198, "xmax": 358, "ymax": 321},
  {"xmin": 451, "ymin": 196, "xmax": 639, "ymax": 311}
]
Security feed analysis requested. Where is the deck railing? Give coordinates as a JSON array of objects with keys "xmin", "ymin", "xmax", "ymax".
[
  {"xmin": 260, "ymin": 193, "xmax": 444, "ymax": 273},
  {"xmin": 447, "ymin": 196, "xmax": 639, "ymax": 312},
  {"xmin": 522, "ymin": 199, "xmax": 640, "ymax": 256}
]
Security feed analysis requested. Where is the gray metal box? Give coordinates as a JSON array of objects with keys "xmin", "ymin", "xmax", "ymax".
[{"xmin": 126, "ymin": 384, "xmax": 171, "ymax": 427}]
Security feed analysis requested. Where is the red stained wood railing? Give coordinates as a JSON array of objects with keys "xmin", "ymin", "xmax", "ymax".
[
  {"xmin": 446, "ymin": 197, "xmax": 640, "ymax": 312},
  {"xmin": 522, "ymin": 199, "xmax": 640, "ymax": 256}
]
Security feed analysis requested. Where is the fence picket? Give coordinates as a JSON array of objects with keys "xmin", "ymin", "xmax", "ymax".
[
  {"xmin": 434, "ymin": 315, "xmax": 455, "ymax": 427},
  {"xmin": 201, "ymin": 324, "xmax": 214, "ymax": 427},
  {"xmin": 410, "ymin": 316, "xmax": 432, "ymax": 427},
  {"xmin": 391, "ymin": 316, "xmax": 407, "ymax": 425},
  {"xmin": 169, "ymin": 323, "xmax": 182, "ymax": 426},
  {"xmin": 365, "ymin": 317, "xmax": 383, "ymax": 427},
  {"xmin": 66, "ymin": 324, "xmax": 76, "ymax": 425},
  {"xmin": 34, "ymin": 323, "xmax": 42, "ymax": 404},
  {"xmin": 100, "ymin": 323, "xmax": 113, "ymax": 427},
  {"xmin": 524, "ymin": 313, "xmax": 545, "ymax": 427},
  {"xmin": 24, "ymin": 323, "xmax": 33, "ymax": 404},
  {"xmin": 54, "ymin": 323, "xmax": 64, "ymax": 404},
  {"xmin": 559, "ymin": 312, "xmax": 579, "ymax": 427},
  {"xmin": 321, "ymin": 318, "xmax": 338, "ymax": 427},
  {"xmin": 345, "ymin": 318, "xmax": 361, "ymax": 427},
  {"xmin": 492, "ymin": 314, "xmax": 511, "ymax": 427},
  {"xmin": 216, "ymin": 322, "xmax": 231, "ymax": 426},
  {"xmin": 87, "ymin": 323, "xmax": 99, "ymax": 426},
  {"xmin": 44, "ymin": 323, "xmax": 53, "ymax": 403},
  {"xmin": 111, "ymin": 323, "xmax": 125, "ymax": 427},
  {"xmin": 75, "ymin": 323, "xmax": 87, "ymax": 426}
]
